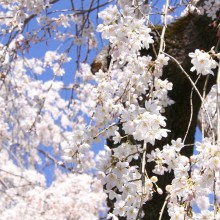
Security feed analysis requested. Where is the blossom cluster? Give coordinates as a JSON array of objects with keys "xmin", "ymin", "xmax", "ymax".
[
  {"xmin": 0, "ymin": 0, "xmax": 107, "ymax": 218},
  {"xmin": 147, "ymin": 138, "xmax": 220, "ymax": 219},
  {"xmin": 199, "ymin": 84, "xmax": 217, "ymax": 138},
  {"xmin": 0, "ymin": 166, "xmax": 106, "ymax": 220},
  {"xmin": 198, "ymin": 0, "xmax": 220, "ymax": 19},
  {"xmin": 189, "ymin": 48, "xmax": 219, "ymax": 75},
  {"xmin": 0, "ymin": 0, "xmax": 50, "ymax": 30},
  {"xmin": 91, "ymin": 1, "xmax": 220, "ymax": 219},
  {"xmin": 91, "ymin": 2, "xmax": 174, "ymax": 219},
  {"xmin": 0, "ymin": 42, "xmax": 104, "ymax": 218}
]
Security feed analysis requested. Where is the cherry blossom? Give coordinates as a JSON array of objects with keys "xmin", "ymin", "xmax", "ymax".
[
  {"xmin": 189, "ymin": 49, "xmax": 218, "ymax": 75},
  {"xmin": 0, "ymin": 0, "xmax": 219, "ymax": 219}
]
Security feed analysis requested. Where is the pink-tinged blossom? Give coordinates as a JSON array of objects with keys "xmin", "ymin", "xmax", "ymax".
[
  {"xmin": 0, "ymin": 173, "xmax": 106, "ymax": 220},
  {"xmin": 113, "ymin": 161, "xmax": 129, "ymax": 177},
  {"xmin": 199, "ymin": 0, "xmax": 220, "ymax": 19},
  {"xmin": 189, "ymin": 49, "xmax": 218, "ymax": 75}
]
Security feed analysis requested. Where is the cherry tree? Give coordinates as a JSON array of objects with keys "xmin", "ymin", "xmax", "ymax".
[
  {"xmin": 0, "ymin": 0, "xmax": 220, "ymax": 220},
  {"xmin": 0, "ymin": 0, "xmax": 107, "ymax": 219}
]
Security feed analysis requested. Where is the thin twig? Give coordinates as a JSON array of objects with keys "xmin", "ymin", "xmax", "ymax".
[
  {"xmin": 136, "ymin": 141, "xmax": 147, "ymax": 220},
  {"xmin": 201, "ymin": 75, "xmax": 209, "ymax": 139},
  {"xmin": 164, "ymin": 52, "xmax": 215, "ymax": 138},
  {"xmin": 183, "ymin": 75, "xmax": 201, "ymax": 143},
  {"xmin": 214, "ymin": 59, "xmax": 220, "ymax": 218},
  {"xmin": 158, "ymin": 0, "xmax": 170, "ymax": 54},
  {"xmin": 159, "ymin": 195, "xmax": 170, "ymax": 220},
  {"xmin": 93, "ymin": 122, "xmax": 118, "ymax": 139},
  {"xmin": 37, "ymin": 148, "xmax": 75, "ymax": 173}
]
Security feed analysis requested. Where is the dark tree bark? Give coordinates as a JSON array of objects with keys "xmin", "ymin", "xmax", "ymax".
[{"xmin": 92, "ymin": 12, "xmax": 219, "ymax": 220}]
